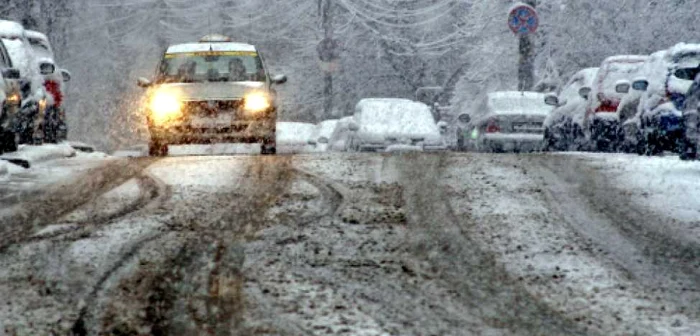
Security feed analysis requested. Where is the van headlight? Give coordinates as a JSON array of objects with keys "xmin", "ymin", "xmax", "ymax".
[
  {"xmin": 244, "ymin": 92, "xmax": 271, "ymax": 113},
  {"xmin": 149, "ymin": 90, "xmax": 182, "ymax": 124}
]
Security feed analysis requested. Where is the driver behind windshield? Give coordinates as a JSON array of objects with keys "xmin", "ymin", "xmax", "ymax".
[{"xmin": 228, "ymin": 58, "xmax": 247, "ymax": 81}]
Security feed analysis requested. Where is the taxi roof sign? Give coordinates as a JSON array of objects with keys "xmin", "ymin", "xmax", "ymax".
[{"xmin": 200, "ymin": 34, "xmax": 232, "ymax": 43}]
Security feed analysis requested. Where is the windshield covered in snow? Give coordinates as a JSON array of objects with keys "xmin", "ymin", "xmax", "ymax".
[{"xmin": 156, "ymin": 51, "xmax": 264, "ymax": 84}]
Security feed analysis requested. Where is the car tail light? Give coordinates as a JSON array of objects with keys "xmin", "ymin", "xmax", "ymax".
[
  {"xmin": 44, "ymin": 80, "xmax": 64, "ymax": 108},
  {"xmin": 486, "ymin": 119, "xmax": 500, "ymax": 133},
  {"xmin": 595, "ymin": 100, "xmax": 618, "ymax": 113}
]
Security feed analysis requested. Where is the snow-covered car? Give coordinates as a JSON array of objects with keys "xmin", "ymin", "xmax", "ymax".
[
  {"xmin": 630, "ymin": 43, "xmax": 700, "ymax": 155},
  {"xmin": 137, "ymin": 34, "xmax": 287, "ymax": 156},
  {"xmin": 680, "ymin": 68, "xmax": 700, "ymax": 160},
  {"xmin": 461, "ymin": 91, "xmax": 550, "ymax": 153},
  {"xmin": 584, "ymin": 55, "xmax": 647, "ymax": 152},
  {"xmin": 0, "ymin": 38, "xmax": 22, "ymax": 154},
  {"xmin": 276, "ymin": 121, "xmax": 317, "ymax": 153},
  {"xmin": 328, "ymin": 116, "xmax": 356, "ymax": 152},
  {"xmin": 543, "ymin": 67, "xmax": 599, "ymax": 151},
  {"xmin": 347, "ymin": 98, "xmax": 445, "ymax": 152},
  {"xmin": 312, "ymin": 119, "xmax": 339, "ymax": 152},
  {"xmin": 0, "ymin": 20, "xmax": 46, "ymax": 146},
  {"xmin": 26, "ymin": 30, "xmax": 71, "ymax": 143}
]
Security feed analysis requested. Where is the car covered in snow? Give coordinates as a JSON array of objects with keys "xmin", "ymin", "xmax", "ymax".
[
  {"xmin": 276, "ymin": 121, "xmax": 318, "ymax": 154},
  {"xmin": 680, "ymin": 68, "xmax": 700, "ymax": 160},
  {"xmin": 26, "ymin": 30, "xmax": 71, "ymax": 143},
  {"xmin": 327, "ymin": 116, "xmax": 357, "ymax": 152},
  {"xmin": 312, "ymin": 119, "xmax": 339, "ymax": 152},
  {"xmin": 584, "ymin": 55, "xmax": 647, "ymax": 152},
  {"xmin": 543, "ymin": 67, "xmax": 599, "ymax": 151},
  {"xmin": 629, "ymin": 44, "xmax": 700, "ymax": 155},
  {"xmin": 137, "ymin": 34, "xmax": 287, "ymax": 156},
  {"xmin": 0, "ymin": 38, "xmax": 22, "ymax": 154},
  {"xmin": 0, "ymin": 20, "xmax": 47, "ymax": 146},
  {"xmin": 347, "ymin": 98, "xmax": 445, "ymax": 152},
  {"xmin": 460, "ymin": 91, "xmax": 550, "ymax": 153}
]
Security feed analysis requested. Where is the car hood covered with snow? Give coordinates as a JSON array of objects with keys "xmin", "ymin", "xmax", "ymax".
[
  {"xmin": 354, "ymin": 98, "xmax": 442, "ymax": 144},
  {"xmin": 154, "ymin": 82, "xmax": 266, "ymax": 101}
]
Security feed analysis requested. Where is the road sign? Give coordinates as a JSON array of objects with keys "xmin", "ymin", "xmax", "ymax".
[
  {"xmin": 317, "ymin": 38, "xmax": 341, "ymax": 62},
  {"xmin": 508, "ymin": 3, "xmax": 538, "ymax": 35}
]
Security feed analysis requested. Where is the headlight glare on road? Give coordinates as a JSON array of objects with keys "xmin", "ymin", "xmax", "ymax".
[
  {"xmin": 244, "ymin": 92, "xmax": 271, "ymax": 113},
  {"xmin": 149, "ymin": 91, "xmax": 182, "ymax": 124}
]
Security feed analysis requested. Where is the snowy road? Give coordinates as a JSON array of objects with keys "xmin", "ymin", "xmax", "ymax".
[{"xmin": 0, "ymin": 152, "xmax": 698, "ymax": 335}]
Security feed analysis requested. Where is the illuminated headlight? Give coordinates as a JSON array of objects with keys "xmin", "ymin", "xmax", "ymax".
[
  {"xmin": 149, "ymin": 91, "xmax": 182, "ymax": 124},
  {"xmin": 6, "ymin": 93, "xmax": 20, "ymax": 106},
  {"xmin": 39, "ymin": 98, "xmax": 47, "ymax": 112},
  {"xmin": 244, "ymin": 92, "xmax": 271, "ymax": 113}
]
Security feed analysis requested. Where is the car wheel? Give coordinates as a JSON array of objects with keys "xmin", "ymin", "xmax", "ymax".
[
  {"xmin": 261, "ymin": 142, "xmax": 277, "ymax": 155},
  {"xmin": 148, "ymin": 138, "xmax": 168, "ymax": 157},
  {"xmin": 0, "ymin": 130, "xmax": 17, "ymax": 154}
]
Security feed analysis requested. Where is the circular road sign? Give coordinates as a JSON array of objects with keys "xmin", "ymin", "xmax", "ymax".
[{"xmin": 508, "ymin": 4, "xmax": 539, "ymax": 35}]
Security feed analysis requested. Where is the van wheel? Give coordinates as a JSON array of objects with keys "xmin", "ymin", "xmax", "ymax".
[{"xmin": 148, "ymin": 138, "xmax": 168, "ymax": 157}]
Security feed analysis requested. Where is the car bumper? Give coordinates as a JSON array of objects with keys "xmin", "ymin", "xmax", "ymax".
[
  {"xmin": 150, "ymin": 119, "xmax": 276, "ymax": 144},
  {"xmin": 482, "ymin": 134, "xmax": 544, "ymax": 152}
]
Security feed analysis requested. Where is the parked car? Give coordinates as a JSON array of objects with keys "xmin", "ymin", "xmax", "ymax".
[
  {"xmin": 0, "ymin": 20, "xmax": 46, "ymax": 145},
  {"xmin": 543, "ymin": 67, "xmax": 599, "ymax": 151},
  {"xmin": 276, "ymin": 121, "xmax": 318, "ymax": 154},
  {"xmin": 328, "ymin": 116, "xmax": 356, "ymax": 152},
  {"xmin": 630, "ymin": 44, "xmax": 700, "ymax": 155},
  {"xmin": 584, "ymin": 55, "xmax": 647, "ymax": 152},
  {"xmin": 348, "ymin": 98, "xmax": 445, "ymax": 152},
  {"xmin": 0, "ymin": 38, "xmax": 22, "ymax": 154},
  {"xmin": 312, "ymin": 119, "xmax": 339, "ymax": 152},
  {"xmin": 26, "ymin": 30, "xmax": 71, "ymax": 143},
  {"xmin": 459, "ymin": 91, "xmax": 550, "ymax": 153},
  {"xmin": 680, "ymin": 67, "xmax": 700, "ymax": 160}
]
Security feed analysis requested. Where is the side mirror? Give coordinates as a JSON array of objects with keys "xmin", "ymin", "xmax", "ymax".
[
  {"xmin": 60, "ymin": 69, "xmax": 71, "ymax": 82},
  {"xmin": 307, "ymin": 139, "xmax": 317, "ymax": 146},
  {"xmin": 457, "ymin": 113, "xmax": 471, "ymax": 124},
  {"xmin": 39, "ymin": 62, "xmax": 56, "ymax": 75},
  {"xmin": 632, "ymin": 79, "xmax": 649, "ymax": 92},
  {"xmin": 318, "ymin": 136, "xmax": 329, "ymax": 144},
  {"xmin": 137, "ymin": 77, "xmax": 152, "ymax": 88},
  {"xmin": 2, "ymin": 68, "xmax": 20, "ymax": 80},
  {"xmin": 544, "ymin": 93, "xmax": 559, "ymax": 106},
  {"xmin": 615, "ymin": 80, "xmax": 631, "ymax": 94},
  {"xmin": 348, "ymin": 122, "xmax": 360, "ymax": 132},
  {"xmin": 271, "ymin": 74, "xmax": 287, "ymax": 85},
  {"xmin": 437, "ymin": 121, "xmax": 448, "ymax": 135},
  {"xmin": 578, "ymin": 87, "xmax": 592, "ymax": 99}
]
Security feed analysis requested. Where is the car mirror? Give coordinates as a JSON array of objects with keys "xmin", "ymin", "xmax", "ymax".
[
  {"xmin": 307, "ymin": 139, "xmax": 317, "ymax": 146},
  {"xmin": 632, "ymin": 79, "xmax": 649, "ymax": 92},
  {"xmin": 271, "ymin": 74, "xmax": 287, "ymax": 85},
  {"xmin": 437, "ymin": 121, "xmax": 448, "ymax": 134},
  {"xmin": 348, "ymin": 122, "xmax": 360, "ymax": 132},
  {"xmin": 615, "ymin": 80, "xmax": 631, "ymax": 94},
  {"xmin": 39, "ymin": 62, "xmax": 55, "ymax": 75},
  {"xmin": 544, "ymin": 94, "xmax": 559, "ymax": 106},
  {"xmin": 2, "ymin": 68, "xmax": 20, "ymax": 80},
  {"xmin": 578, "ymin": 87, "xmax": 592, "ymax": 99},
  {"xmin": 60, "ymin": 69, "xmax": 71, "ymax": 82},
  {"xmin": 137, "ymin": 77, "xmax": 152, "ymax": 88},
  {"xmin": 457, "ymin": 113, "xmax": 471, "ymax": 124},
  {"xmin": 318, "ymin": 136, "xmax": 329, "ymax": 144}
]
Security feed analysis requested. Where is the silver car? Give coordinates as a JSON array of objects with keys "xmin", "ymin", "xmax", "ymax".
[{"xmin": 137, "ymin": 35, "xmax": 287, "ymax": 156}]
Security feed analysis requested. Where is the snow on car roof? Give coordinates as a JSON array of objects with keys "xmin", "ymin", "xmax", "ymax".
[
  {"xmin": 355, "ymin": 98, "xmax": 440, "ymax": 138},
  {"xmin": 3, "ymin": 38, "xmax": 32, "ymax": 73},
  {"xmin": 0, "ymin": 20, "xmax": 25, "ymax": 38},
  {"xmin": 486, "ymin": 91, "xmax": 551, "ymax": 116},
  {"xmin": 166, "ymin": 42, "xmax": 257, "ymax": 54},
  {"xmin": 25, "ymin": 30, "xmax": 48, "ymax": 41},
  {"xmin": 668, "ymin": 43, "xmax": 700, "ymax": 59}
]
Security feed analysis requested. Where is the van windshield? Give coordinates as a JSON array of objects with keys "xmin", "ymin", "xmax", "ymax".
[{"xmin": 156, "ymin": 51, "xmax": 265, "ymax": 84}]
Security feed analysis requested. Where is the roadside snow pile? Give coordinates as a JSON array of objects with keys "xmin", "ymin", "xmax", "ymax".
[
  {"xmin": 354, "ymin": 99, "xmax": 441, "ymax": 144},
  {"xmin": 0, "ymin": 144, "xmax": 76, "ymax": 168}
]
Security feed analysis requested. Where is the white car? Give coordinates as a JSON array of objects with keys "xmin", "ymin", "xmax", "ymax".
[
  {"xmin": 0, "ymin": 20, "xmax": 46, "ymax": 145},
  {"xmin": 26, "ymin": 30, "xmax": 71, "ymax": 143},
  {"xmin": 348, "ymin": 98, "xmax": 445, "ymax": 152},
  {"xmin": 460, "ymin": 91, "xmax": 550, "ymax": 153},
  {"xmin": 276, "ymin": 121, "xmax": 317, "ymax": 154}
]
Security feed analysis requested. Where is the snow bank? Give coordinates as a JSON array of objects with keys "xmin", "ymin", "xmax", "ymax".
[
  {"xmin": 354, "ymin": 99, "xmax": 441, "ymax": 144},
  {"xmin": 277, "ymin": 122, "xmax": 316, "ymax": 146},
  {"xmin": 1, "ymin": 144, "xmax": 76, "ymax": 168}
]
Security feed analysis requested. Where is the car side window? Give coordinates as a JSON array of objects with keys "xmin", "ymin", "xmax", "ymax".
[{"xmin": 0, "ymin": 43, "xmax": 10, "ymax": 68}]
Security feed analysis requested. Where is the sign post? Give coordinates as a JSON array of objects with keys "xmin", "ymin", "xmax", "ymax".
[
  {"xmin": 318, "ymin": 0, "xmax": 338, "ymax": 119},
  {"xmin": 508, "ymin": 1, "xmax": 538, "ymax": 91}
]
